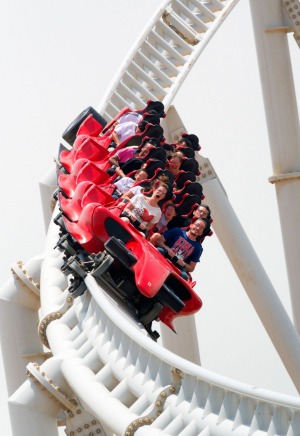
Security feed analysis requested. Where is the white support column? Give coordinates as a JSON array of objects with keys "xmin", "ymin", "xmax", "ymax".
[
  {"xmin": 160, "ymin": 316, "xmax": 201, "ymax": 365},
  {"xmin": 249, "ymin": 0, "xmax": 300, "ymax": 333},
  {"xmin": 8, "ymin": 356, "xmax": 70, "ymax": 436},
  {"xmin": 9, "ymin": 383, "xmax": 60, "ymax": 436},
  {"xmin": 0, "ymin": 255, "xmax": 45, "ymax": 396},
  {"xmin": 203, "ymin": 177, "xmax": 300, "ymax": 394}
]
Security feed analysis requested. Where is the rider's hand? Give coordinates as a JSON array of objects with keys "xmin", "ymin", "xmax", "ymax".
[{"xmin": 167, "ymin": 248, "xmax": 176, "ymax": 259}]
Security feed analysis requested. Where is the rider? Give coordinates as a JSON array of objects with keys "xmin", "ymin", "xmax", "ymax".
[
  {"xmin": 121, "ymin": 182, "xmax": 168, "ymax": 235},
  {"xmin": 151, "ymin": 218, "xmax": 211, "ymax": 280}
]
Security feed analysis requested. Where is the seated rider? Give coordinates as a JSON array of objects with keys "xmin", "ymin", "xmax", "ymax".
[
  {"xmin": 152, "ymin": 203, "xmax": 177, "ymax": 234},
  {"xmin": 167, "ymin": 203, "xmax": 212, "ymax": 231},
  {"xmin": 192, "ymin": 203, "xmax": 211, "ymax": 221},
  {"xmin": 111, "ymin": 120, "xmax": 147, "ymax": 146},
  {"xmin": 111, "ymin": 169, "xmax": 149, "ymax": 199},
  {"xmin": 121, "ymin": 182, "xmax": 168, "ymax": 235},
  {"xmin": 151, "ymin": 218, "xmax": 211, "ymax": 280},
  {"xmin": 166, "ymin": 152, "xmax": 184, "ymax": 178},
  {"xmin": 107, "ymin": 141, "xmax": 153, "ymax": 177},
  {"xmin": 113, "ymin": 109, "xmax": 158, "ymax": 126},
  {"xmin": 121, "ymin": 169, "xmax": 171, "ymax": 202}
]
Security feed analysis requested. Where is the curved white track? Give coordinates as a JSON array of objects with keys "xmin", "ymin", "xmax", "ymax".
[
  {"xmin": 98, "ymin": 0, "xmax": 240, "ymax": 117},
  {"xmin": 8, "ymin": 204, "xmax": 300, "ymax": 435},
  {"xmin": 1, "ymin": 1, "xmax": 300, "ymax": 435}
]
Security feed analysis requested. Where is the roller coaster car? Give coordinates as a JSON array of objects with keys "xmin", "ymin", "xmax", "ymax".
[{"xmin": 64, "ymin": 203, "xmax": 202, "ymax": 339}]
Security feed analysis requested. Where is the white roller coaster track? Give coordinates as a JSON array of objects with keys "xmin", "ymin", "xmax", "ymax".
[
  {"xmin": 1, "ymin": 0, "xmax": 300, "ymax": 435},
  {"xmin": 98, "ymin": 0, "xmax": 240, "ymax": 117}
]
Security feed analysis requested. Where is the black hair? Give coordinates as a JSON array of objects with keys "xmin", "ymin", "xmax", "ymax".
[
  {"xmin": 164, "ymin": 202, "xmax": 176, "ymax": 211},
  {"xmin": 193, "ymin": 217, "xmax": 211, "ymax": 240},
  {"xmin": 137, "ymin": 120, "xmax": 148, "ymax": 132},
  {"xmin": 199, "ymin": 203, "xmax": 211, "ymax": 221},
  {"xmin": 145, "ymin": 110, "xmax": 159, "ymax": 116},
  {"xmin": 141, "ymin": 137, "xmax": 160, "ymax": 147},
  {"xmin": 178, "ymin": 138, "xmax": 192, "ymax": 148}
]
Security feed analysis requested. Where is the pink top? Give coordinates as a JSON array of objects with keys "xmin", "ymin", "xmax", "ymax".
[{"xmin": 116, "ymin": 146, "xmax": 138, "ymax": 163}]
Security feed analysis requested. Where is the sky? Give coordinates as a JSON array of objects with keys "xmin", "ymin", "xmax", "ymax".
[{"xmin": 0, "ymin": 0, "xmax": 300, "ymax": 434}]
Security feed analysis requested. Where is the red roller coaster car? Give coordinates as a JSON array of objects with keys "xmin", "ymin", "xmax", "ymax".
[{"xmin": 55, "ymin": 103, "xmax": 203, "ymax": 340}]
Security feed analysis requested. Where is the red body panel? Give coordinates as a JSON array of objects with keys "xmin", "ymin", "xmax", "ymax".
[
  {"xmin": 64, "ymin": 203, "xmax": 202, "ymax": 330},
  {"xmin": 60, "ymin": 138, "xmax": 109, "ymax": 173},
  {"xmin": 76, "ymin": 113, "xmax": 104, "ymax": 137}
]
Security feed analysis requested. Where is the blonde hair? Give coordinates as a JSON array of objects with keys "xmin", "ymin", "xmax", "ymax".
[{"xmin": 169, "ymin": 151, "xmax": 184, "ymax": 162}]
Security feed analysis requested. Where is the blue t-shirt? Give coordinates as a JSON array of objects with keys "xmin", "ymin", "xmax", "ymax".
[{"xmin": 162, "ymin": 228, "xmax": 203, "ymax": 263}]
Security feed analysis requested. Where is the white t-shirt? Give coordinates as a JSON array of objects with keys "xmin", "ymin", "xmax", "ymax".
[
  {"xmin": 130, "ymin": 194, "xmax": 162, "ymax": 226},
  {"xmin": 118, "ymin": 112, "xmax": 142, "ymax": 124},
  {"xmin": 114, "ymin": 177, "xmax": 134, "ymax": 194},
  {"xmin": 114, "ymin": 121, "xmax": 137, "ymax": 143},
  {"xmin": 129, "ymin": 185, "xmax": 144, "ymax": 196}
]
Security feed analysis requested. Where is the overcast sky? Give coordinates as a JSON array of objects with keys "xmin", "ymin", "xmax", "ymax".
[{"xmin": 1, "ymin": 0, "xmax": 300, "ymax": 434}]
